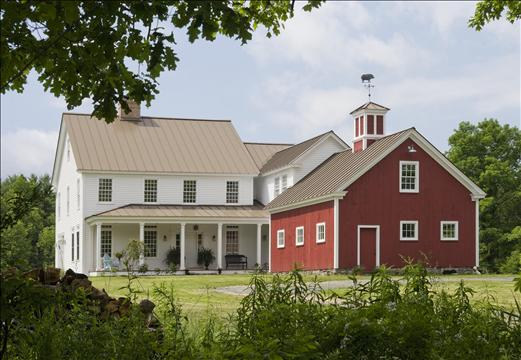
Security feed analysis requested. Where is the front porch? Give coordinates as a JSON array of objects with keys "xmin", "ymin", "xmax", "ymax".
[{"xmin": 87, "ymin": 220, "xmax": 269, "ymax": 275}]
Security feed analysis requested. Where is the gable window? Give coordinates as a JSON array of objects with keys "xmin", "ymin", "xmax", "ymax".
[
  {"xmin": 277, "ymin": 229, "xmax": 285, "ymax": 248},
  {"xmin": 71, "ymin": 232, "xmax": 75, "ymax": 261},
  {"xmin": 144, "ymin": 179, "xmax": 158, "ymax": 203},
  {"xmin": 76, "ymin": 179, "xmax": 80, "ymax": 211},
  {"xmin": 66, "ymin": 186, "xmax": 70, "ymax": 216},
  {"xmin": 316, "ymin": 223, "xmax": 326, "ymax": 243},
  {"xmin": 281, "ymin": 175, "xmax": 288, "ymax": 192},
  {"xmin": 98, "ymin": 178, "xmax": 112, "ymax": 202},
  {"xmin": 274, "ymin": 177, "xmax": 280, "ymax": 196},
  {"xmin": 76, "ymin": 231, "xmax": 80, "ymax": 260},
  {"xmin": 144, "ymin": 225, "xmax": 157, "ymax": 257},
  {"xmin": 100, "ymin": 225, "xmax": 112, "ymax": 257},
  {"xmin": 441, "ymin": 221, "xmax": 458, "ymax": 241},
  {"xmin": 183, "ymin": 180, "xmax": 196, "ymax": 203},
  {"xmin": 295, "ymin": 226, "xmax": 304, "ymax": 246},
  {"xmin": 400, "ymin": 161, "xmax": 419, "ymax": 193},
  {"xmin": 400, "ymin": 221, "xmax": 418, "ymax": 241},
  {"xmin": 226, "ymin": 226, "xmax": 239, "ymax": 254},
  {"xmin": 226, "ymin": 181, "xmax": 239, "ymax": 204}
]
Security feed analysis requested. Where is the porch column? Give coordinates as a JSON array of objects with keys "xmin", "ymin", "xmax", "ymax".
[
  {"xmin": 180, "ymin": 223, "xmax": 186, "ymax": 270},
  {"xmin": 139, "ymin": 222, "xmax": 145, "ymax": 266},
  {"xmin": 217, "ymin": 223, "xmax": 223, "ymax": 269},
  {"xmin": 268, "ymin": 219, "xmax": 272, "ymax": 272},
  {"xmin": 256, "ymin": 224, "xmax": 262, "ymax": 267},
  {"xmin": 95, "ymin": 222, "xmax": 102, "ymax": 271}
]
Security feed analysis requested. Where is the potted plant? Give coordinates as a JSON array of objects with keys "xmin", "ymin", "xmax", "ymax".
[
  {"xmin": 197, "ymin": 247, "xmax": 215, "ymax": 270},
  {"xmin": 165, "ymin": 247, "xmax": 180, "ymax": 273}
]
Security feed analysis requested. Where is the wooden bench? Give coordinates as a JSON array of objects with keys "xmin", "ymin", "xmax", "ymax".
[{"xmin": 225, "ymin": 254, "xmax": 248, "ymax": 270}]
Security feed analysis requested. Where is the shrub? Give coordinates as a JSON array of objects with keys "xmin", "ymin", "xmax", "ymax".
[
  {"xmin": 138, "ymin": 263, "xmax": 149, "ymax": 274},
  {"xmin": 165, "ymin": 246, "xmax": 180, "ymax": 268},
  {"xmin": 197, "ymin": 247, "xmax": 215, "ymax": 270}
]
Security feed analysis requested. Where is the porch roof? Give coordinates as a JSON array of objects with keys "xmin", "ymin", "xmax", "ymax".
[{"xmin": 86, "ymin": 202, "xmax": 269, "ymax": 221}]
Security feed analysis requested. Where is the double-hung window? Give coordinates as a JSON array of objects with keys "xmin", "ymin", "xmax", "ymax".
[
  {"xmin": 295, "ymin": 226, "xmax": 304, "ymax": 246},
  {"xmin": 183, "ymin": 180, "xmax": 196, "ymax": 203},
  {"xmin": 76, "ymin": 231, "xmax": 80, "ymax": 260},
  {"xmin": 400, "ymin": 161, "xmax": 419, "ymax": 193},
  {"xmin": 277, "ymin": 229, "xmax": 285, "ymax": 248},
  {"xmin": 226, "ymin": 226, "xmax": 239, "ymax": 254},
  {"xmin": 226, "ymin": 181, "xmax": 239, "ymax": 204},
  {"xmin": 441, "ymin": 221, "xmax": 458, "ymax": 241},
  {"xmin": 400, "ymin": 221, "xmax": 418, "ymax": 241},
  {"xmin": 98, "ymin": 178, "xmax": 112, "ymax": 202},
  {"xmin": 316, "ymin": 223, "xmax": 326, "ymax": 243},
  {"xmin": 274, "ymin": 177, "xmax": 280, "ymax": 196},
  {"xmin": 144, "ymin": 225, "xmax": 157, "ymax": 257},
  {"xmin": 144, "ymin": 179, "xmax": 158, "ymax": 203},
  {"xmin": 71, "ymin": 232, "xmax": 75, "ymax": 261},
  {"xmin": 100, "ymin": 225, "xmax": 112, "ymax": 257},
  {"xmin": 281, "ymin": 175, "xmax": 288, "ymax": 192}
]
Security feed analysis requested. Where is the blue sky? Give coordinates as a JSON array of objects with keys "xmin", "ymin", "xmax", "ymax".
[{"xmin": 1, "ymin": 1, "xmax": 520, "ymax": 177}]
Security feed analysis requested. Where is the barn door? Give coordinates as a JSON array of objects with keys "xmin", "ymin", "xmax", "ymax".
[{"xmin": 357, "ymin": 226, "xmax": 380, "ymax": 272}]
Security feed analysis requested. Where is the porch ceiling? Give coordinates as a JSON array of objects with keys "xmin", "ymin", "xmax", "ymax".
[{"xmin": 86, "ymin": 202, "xmax": 269, "ymax": 221}]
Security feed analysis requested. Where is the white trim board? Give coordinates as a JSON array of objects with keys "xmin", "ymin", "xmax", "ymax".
[{"xmin": 356, "ymin": 225, "xmax": 380, "ymax": 268}]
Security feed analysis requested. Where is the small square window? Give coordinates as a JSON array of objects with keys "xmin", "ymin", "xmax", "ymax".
[
  {"xmin": 277, "ymin": 229, "xmax": 285, "ymax": 248},
  {"xmin": 441, "ymin": 221, "xmax": 458, "ymax": 241},
  {"xmin": 226, "ymin": 181, "xmax": 239, "ymax": 204},
  {"xmin": 183, "ymin": 180, "xmax": 196, "ymax": 203},
  {"xmin": 144, "ymin": 179, "xmax": 158, "ymax": 203},
  {"xmin": 400, "ymin": 221, "xmax": 418, "ymax": 241},
  {"xmin": 400, "ymin": 161, "xmax": 419, "ymax": 193},
  {"xmin": 316, "ymin": 223, "xmax": 326, "ymax": 243},
  {"xmin": 295, "ymin": 226, "xmax": 304, "ymax": 246},
  {"xmin": 98, "ymin": 178, "xmax": 112, "ymax": 202}
]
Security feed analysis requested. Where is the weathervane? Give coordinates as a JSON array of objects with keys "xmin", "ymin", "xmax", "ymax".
[{"xmin": 361, "ymin": 73, "xmax": 375, "ymax": 101}]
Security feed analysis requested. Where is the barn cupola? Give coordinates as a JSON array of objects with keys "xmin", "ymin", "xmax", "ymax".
[{"xmin": 350, "ymin": 101, "xmax": 390, "ymax": 152}]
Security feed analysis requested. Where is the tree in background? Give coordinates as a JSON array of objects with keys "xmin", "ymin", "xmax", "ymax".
[
  {"xmin": 1, "ymin": 0, "xmax": 323, "ymax": 122},
  {"xmin": 0, "ymin": 175, "xmax": 55, "ymax": 270},
  {"xmin": 469, "ymin": 0, "xmax": 521, "ymax": 30},
  {"xmin": 447, "ymin": 119, "xmax": 521, "ymax": 272}
]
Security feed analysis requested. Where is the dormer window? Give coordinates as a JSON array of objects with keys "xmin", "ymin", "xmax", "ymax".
[
  {"xmin": 274, "ymin": 177, "xmax": 280, "ymax": 196},
  {"xmin": 183, "ymin": 180, "xmax": 196, "ymax": 203},
  {"xmin": 226, "ymin": 181, "xmax": 239, "ymax": 203},
  {"xmin": 98, "ymin": 178, "xmax": 113, "ymax": 202},
  {"xmin": 281, "ymin": 175, "xmax": 288, "ymax": 192},
  {"xmin": 144, "ymin": 179, "xmax": 158, "ymax": 203},
  {"xmin": 400, "ymin": 161, "xmax": 419, "ymax": 193}
]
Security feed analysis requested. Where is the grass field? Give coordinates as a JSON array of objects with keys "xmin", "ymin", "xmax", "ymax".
[{"xmin": 91, "ymin": 273, "xmax": 520, "ymax": 320}]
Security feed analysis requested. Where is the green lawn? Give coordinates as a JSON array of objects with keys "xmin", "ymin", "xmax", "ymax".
[{"xmin": 91, "ymin": 273, "xmax": 519, "ymax": 320}]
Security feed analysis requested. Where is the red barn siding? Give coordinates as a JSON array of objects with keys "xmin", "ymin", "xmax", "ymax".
[
  {"xmin": 367, "ymin": 115, "xmax": 374, "ymax": 134},
  {"xmin": 354, "ymin": 140, "xmax": 363, "ymax": 152},
  {"xmin": 338, "ymin": 139, "xmax": 476, "ymax": 269},
  {"xmin": 376, "ymin": 115, "xmax": 384, "ymax": 134},
  {"xmin": 271, "ymin": 201, "xmax": 334, "ymax": 272}
]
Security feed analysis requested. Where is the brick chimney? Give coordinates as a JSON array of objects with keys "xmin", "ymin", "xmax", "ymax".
[
  {"xmin": 118, "ymin": 98, "xmax": 141, "ymax": 121},
  {"xmin": 350, "ymin": 101, "xmax": 390, "ymax": 153}
]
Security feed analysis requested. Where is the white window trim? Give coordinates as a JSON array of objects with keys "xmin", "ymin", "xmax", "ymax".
[
  {"xmin": 277, "ymin": 229, "xmax": 285, "ymax": 248},
  {"xmin": 399, "ymin": 160, "xmax": 419, "ymax": 193},
  {"xmin": 295, "ymin": 226, "xmax": 304, "ymax": 247},
  {"xmin": 183, "ymin": 179, "xmax": 197, "ymax": 204},
  {"xmin": 400, "ymin": 220, "xmax": 419, "ymax": 241},
  {"xmin": 316, "ymin": 222, "xmax": 326, "ymax": 243},
  {"xmin": 441, "ymin": 221, "xmax": 459, "ymax": 241},
  {"xmin": 226, "ymin": 180, "xmax": 239, "ymax": 204},
  {"xmin": 143, "ymin": 178, "xmax": 159, "ymax": 204},
  {"xmin": 98, "ymin": 178, "xmax": 113, "ymax": 204}
]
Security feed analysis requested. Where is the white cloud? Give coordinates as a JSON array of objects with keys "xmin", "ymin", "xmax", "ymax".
[{"xmin": 1, "ymin": 129, "xmax": 58, "ymax": 177}]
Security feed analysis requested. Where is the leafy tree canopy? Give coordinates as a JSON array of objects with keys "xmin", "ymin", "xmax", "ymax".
[
  {"xmin": 447, "ymin": 119, "xmax": 521, "ymax": 271},
  {"xmin": 469, "ymin": 0, "xmax": 521, "ymax": 30},
  {"xmin": 0, "ymin": 0, "xmax": 322, "ymax": 122}
]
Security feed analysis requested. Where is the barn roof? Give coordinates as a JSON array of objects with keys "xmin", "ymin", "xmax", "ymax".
[
  {"xmin": 244, "ymin": 142, "xmax": 293, "ymax": 170},
  {"xmin": 61, "ymin": 114, "xmax": 259, "ymax": 175},
  {"xmin": 349, "ymin": 101, "xmax": 390, "ymax": 114}
]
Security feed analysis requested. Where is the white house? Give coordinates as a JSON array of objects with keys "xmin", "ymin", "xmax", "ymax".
[{"xmin": 52, "ymin": 101, "xmax": 348, "ymax": 274}]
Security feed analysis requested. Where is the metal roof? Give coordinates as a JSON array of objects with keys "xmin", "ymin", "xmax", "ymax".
[
  {"xmin": 350, "ymin": 101, "xmax": 390, "ymax": 115},
  {"xmin": 259, "ymin": 131, "xmax": 344, "ymax": 175},
  {"xmin": 63, "ymin": 114, "xmax": 259, "ymax": 175},
  {"xmin": 244, "ymin": 142, "xmax": 293, "ymax": 170},
  {"xmin": 266, "ymin": 129, "xmax": 413, "ymax": 210},
  {"xmin": 87, "ymin": 202, "xmax": 269, "ymax": 219}
]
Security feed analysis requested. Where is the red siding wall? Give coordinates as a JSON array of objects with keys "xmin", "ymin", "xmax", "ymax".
[
  {"xmin": 338, "ymin": 139, "xmax": 476, "ymax": 269},
  {"xmin": 367, "ymin": 115, "xmax": 374, "ymax": 134},
  {"xmin": 354, "ymin": 140, "xmax": 363, "ymax": 152},
  {"xmin": 376, "ymin": 115, "xmax": 384, "ymax": 134},
  {"xmin": 271, "ymin": 201, "xmax": 334, "ymax": 272}
]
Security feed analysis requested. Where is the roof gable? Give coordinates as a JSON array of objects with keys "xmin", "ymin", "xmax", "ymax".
[
  {"xmin": 266, "ymin": 128, "xmax": 485, "ymax": 211},
  {"xmin": 244, "ymin": 142, "xmax": 293, "ymax": 170},
  {"xmin": 61, "ymin": 114, "xmax": 259, "ymax": 175},
  {"xmin": 259, "ymin": 131, "xmax": 348, "ymax": 175},
  {"xmin": 350, "ymin": 101, "xmax": 390, "ymax": 115}
]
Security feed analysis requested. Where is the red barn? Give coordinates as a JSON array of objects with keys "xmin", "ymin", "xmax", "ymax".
[{"xmin": 266, "ymin": 102, "xmax": 485, "ymax": 272}]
